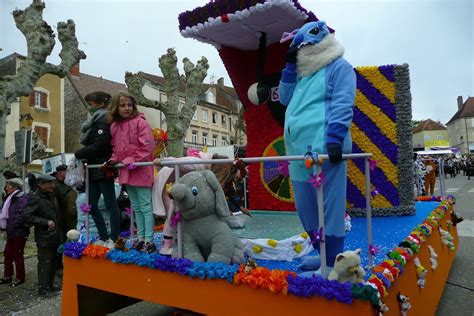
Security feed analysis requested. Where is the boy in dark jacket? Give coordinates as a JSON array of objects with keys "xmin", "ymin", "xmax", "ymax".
[
  {"xmin": 23, "ymin": 173, "xmax": 63, "ymax": 296},
  {"xmin": 0, "ymin": 178, "xmax": 29, "ymax": 287}
]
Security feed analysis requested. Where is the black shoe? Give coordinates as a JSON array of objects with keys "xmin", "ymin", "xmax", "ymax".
[
  {"xmin": 9, "ymin": 280, "xmax": 25, "ymax": 287},
  {"xmin": 0, "ymin": 277, "xmax": 12, "ymax": 285},
  {"xmin": 133, "ymin": 240, "xmax": 145, "ymax": 251},
  {"xmin": 141, "ymin": 241, "xmax": 156, "ymax": 254}
]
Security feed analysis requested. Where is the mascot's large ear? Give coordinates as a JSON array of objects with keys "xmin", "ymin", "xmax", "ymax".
[
  {"xmin": 202, "ymin": 170, "xmax": 231, "ymax": 217},
  {"xmin": 280, "ymin": 28, "xmax": 299, "ymax": 44},
  {"xmin": 336, "ymin": 253, "xmax": 345, "ymax": 262}
]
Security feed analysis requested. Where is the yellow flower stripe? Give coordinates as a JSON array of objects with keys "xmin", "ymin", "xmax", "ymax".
[
  {"xmin": 347, "ymin": 160, "xmax": 393, "ymax": 208},
  {"xmin": 350, "ymin": 125, "xmax": 399, "ymax": 186},
  {"xmin": 355, "ymin": 90, "xmax": 398, "ymax": 145},
  {"xmin": 356, "ymin": 66, "xmax": 396, "ymax": 104}
]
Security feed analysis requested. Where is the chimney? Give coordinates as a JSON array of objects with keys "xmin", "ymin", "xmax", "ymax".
[
  {"xmin": 457, "ymin": 96, "xmax": 463, "ymax": 110},
  {"xmin": 69, "ymin": 63, "xmax": 80, "ymax": 77},
  {"xmin": 217, "ymin": 77, "xmax": 224, "ymax": 86}
]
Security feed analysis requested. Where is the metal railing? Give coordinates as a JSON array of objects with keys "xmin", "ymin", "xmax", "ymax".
[{"xmin": 85, "ymin": 152, "xmax": 374, "ymax": 277}]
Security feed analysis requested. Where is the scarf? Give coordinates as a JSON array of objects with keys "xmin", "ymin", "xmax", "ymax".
[
  {"xmin": 0, "ymin": 190, "xmax": 19, "ymax": 229},
  {"xmin": 296, "ymin": 33, "xmax": 345, "ymax": 78},
  {"xmin": 79, "ymin": 109, "xmax": 108, "ymax": 145}
]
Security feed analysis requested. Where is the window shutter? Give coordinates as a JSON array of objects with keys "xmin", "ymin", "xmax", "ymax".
[
  {"xmin": 40, "ymin": 92, "xmax": 47, "ymax": 108},
  {"xmin": 35, "ymin": 126, "xmax": 48, "ymax": 146},
  {"xmin": 29, "ymin": 92, "xmax": 35, "ymax": 106}
]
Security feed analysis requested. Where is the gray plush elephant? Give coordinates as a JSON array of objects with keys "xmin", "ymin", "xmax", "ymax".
[{"xmin": 169, "ymin": 170, "xmax": 244, "ymax": 264}]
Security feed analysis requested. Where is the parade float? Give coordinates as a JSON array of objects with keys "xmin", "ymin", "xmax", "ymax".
[{"xmin": 62, "ymin": 1, "xmax": 460, "ymax": 315}]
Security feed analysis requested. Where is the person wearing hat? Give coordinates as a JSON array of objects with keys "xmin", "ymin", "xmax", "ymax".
[
  {"xmin": 22, "ymin": 173, "xmax": 64, "ymax": 296},
  {"xmin": 2, "ymin": 170, "xmax": 19, "ymax": 202},
  {"xmin": 0, "ymin": 178, "xmax": 30, "ymax": 287},
  {"xmin": 51, "ymin": 164, "xmax": 77, "ymax": 274},
  {"xmin": 52, "ymin": 164, "xmax": 78, "ymax": 237}
]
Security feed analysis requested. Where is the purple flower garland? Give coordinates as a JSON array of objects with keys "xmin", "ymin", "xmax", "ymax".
[{"xmin": 64, "ymin": 242, "xmax": 88, "ymax": 259}]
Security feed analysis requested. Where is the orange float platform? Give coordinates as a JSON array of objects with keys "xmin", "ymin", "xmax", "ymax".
[{"xmin": 61, "ymin": 209, "xmax": 458, "ymax": 316}]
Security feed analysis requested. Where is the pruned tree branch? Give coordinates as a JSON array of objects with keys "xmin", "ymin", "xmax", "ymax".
[
  {"xmin": 3, "ymin": 1, "xmax": 86, "ymax": 108},
  {"xmin": 125, "ymin": 72, "xmax": 165, "ymax": 111},
  {"xmin": 125, "ymin": 48, "xmax": 208, "ymax": 157}
]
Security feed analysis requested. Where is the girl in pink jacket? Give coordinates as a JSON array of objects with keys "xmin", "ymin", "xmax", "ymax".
[{"xmin": 108, "ymin": 92, "xmax": 156, "ymax": 253}]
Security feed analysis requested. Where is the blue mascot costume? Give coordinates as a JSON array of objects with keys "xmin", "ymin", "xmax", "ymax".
[{"xmin": 278, "ymin": 21, "xmax": 356, "ymax": 275}]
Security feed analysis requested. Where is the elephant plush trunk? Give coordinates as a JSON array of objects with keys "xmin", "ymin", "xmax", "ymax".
[{"xmin": 170, "ymin": 183, "xmax": 186, "ymax": 201}]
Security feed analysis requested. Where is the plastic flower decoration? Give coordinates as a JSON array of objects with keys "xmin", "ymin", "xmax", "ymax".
[
  {"xmin": 371, "ymin": 187, "xmax": 380, "ymax": 197},
  {"xmin": 126, "ymin": 163, "xmax": 137, "ymax": 170},
  {"xmin": 170, "ymin": 211, "xmax": 182, "ymax": 228},
  {"xmin": 369, "ymin": 243, "xmax": 380, "ymax": 256},
  {"xmin": 278, "ymin": 161, "xmax": 290, "ymax": 177},
  {"xmin": 310, "ymin": 227, "xmax": 324, "ymax": 245},
  {"xmin": 80, "ymin": 203, "xmax": 92, "ymax": 214},
  {"xmin": 368, "ymin": 158, "xmax": 380, "ymax": 171},
  {"xmin": 153, "ymin": 128, "xmax": 169, "ymax": 157},
  {"xmin": 309, "ymin": 172, "xmax": 325, "ymax": 188}
]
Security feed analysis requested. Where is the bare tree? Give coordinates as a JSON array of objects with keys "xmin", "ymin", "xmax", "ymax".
[
  {"xmin": 231, "ymin": 105, "xmax": 246, "ymax": 145},
  {"xmin": 125, "ymin": 48, "xmax": 208, "ymax": 158},
  {"xmin": 0, "ymin": 0, "xmax": 85, "ymax": 185}
]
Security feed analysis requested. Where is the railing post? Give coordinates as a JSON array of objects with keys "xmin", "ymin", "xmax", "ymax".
[
  {"xmin": 84, "ymin": 162, "xmax": 90, "ymax": 243},
  {"xmin": 129, "ymin": 197, "xmax": 135, "ymax": 240},
  {"xmin": 174, "ymin": 164, "xmax": 183, "ymax": 258},
  {"xmin": 364, "ymin": 158, "xmax": 373, "ymax": 268},
  {"xmin": 439, "ymin": 158, "xmax": 446, "ymax": 199},
  {"xmin": 314, "ymin": 162, "xmax": 327, "ymax": 277}
]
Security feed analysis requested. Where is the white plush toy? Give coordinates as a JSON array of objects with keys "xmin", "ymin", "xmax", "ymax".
[
  {"xmin": 413, "ymin": 257, "xmax": 428, "ymax": 288},
  {"xmin": 66, "ymin": 229, "xmax": 81, "ymax": 242},
  {"xmin": 428, "ymin": 245, "xmax": 438, "ymax": 271},
  {"xmin": 439, "ymin": 227, "xmax": 455, "ymax": 251},
  {"xmin": 328, "ymin": 248, "xmax": 365, "ymax": 283}
]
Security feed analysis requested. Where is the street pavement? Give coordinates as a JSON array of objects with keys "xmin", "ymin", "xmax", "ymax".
[{"xmin": 1, "ymin": 175, "xmax": 473, "ymax": 315}]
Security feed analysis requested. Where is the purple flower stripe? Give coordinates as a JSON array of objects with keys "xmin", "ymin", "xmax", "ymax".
[
  {"xmin": 264, "ymin": 160, "xmax": 280, "ymax": 169},
  {"xmin": 346, "ymin": 179, "xmax": 367, "ymax": 209},
  {"xmin": 355, "ymin": 70, "xmax": 396, "ymax": 121},
  {"xmin": 263, "ymin": 168, "xmax": 281, "ymax": 182},
  {"xmin": 154, "ymin": 256, "xmax": 194, "ymax": 275},
  {"xmin": 287, "ymin": 274, "xmax": 353, "ymax": 303},
  {"xmin": 352, "ymin": 106, "xmax": 398, "ymax": 164},
  {"xmin": 351, "ymin": 142, "xmax": 400, "ymax": 206},
  {"xmin": 378, "ymin": 65, "xmax": 395, "ymax": 82},
  {"xmin": 64, "ymin": 242, "xmax": 87, "ymax": 259}
]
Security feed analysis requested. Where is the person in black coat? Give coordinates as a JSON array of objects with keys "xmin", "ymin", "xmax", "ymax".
[
  {"xmin": 74, "ymin": 91, "xmax": 120, "ymax": 242},
  {"xmin": 22, "ymin": 174, "xmax": 63, "ymax": 296},
  {"xmin": 0, "ymin": 178, "xmax": 29, "ymax": 287}
]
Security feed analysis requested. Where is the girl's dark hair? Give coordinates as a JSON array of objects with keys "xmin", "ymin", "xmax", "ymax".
[
  {"xmin": 85, "ymin": 91, "xmax": 112, "ymax": 107},
  {"xmin": 108, "ymin": 91, "xmax": 139, "ymax": 123}
]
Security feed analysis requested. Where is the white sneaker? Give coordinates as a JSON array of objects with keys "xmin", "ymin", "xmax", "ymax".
[{"xmin": 159, "ymin": 247, "xmax": 173, "ymax": 256}]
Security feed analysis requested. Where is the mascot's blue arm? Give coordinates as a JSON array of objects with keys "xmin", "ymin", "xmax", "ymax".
[
  {"xmin": 326, "ymin": 59, "xmax": 356, "ymax": 145},
  {"xmin": 278, "ymin": 63, "xmax": 297, "ymax": 106}
]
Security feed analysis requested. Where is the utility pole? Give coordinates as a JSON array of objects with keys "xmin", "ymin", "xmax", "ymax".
[{"xmin": 465, "ymin": 117, "xmax": 470, "ymax": 154}]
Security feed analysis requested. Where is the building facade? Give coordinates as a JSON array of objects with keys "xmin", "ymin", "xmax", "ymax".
[
  {"xmin": 446, "ymin": 96, "xmax": 474, "ymax": 154},
  {"xmin": 1, "ymin": 53, "xmax": 65, "ymax": 170},
  {"xmin": 412, "ymin": 119, "xmax": 449, "ymax": 151}
]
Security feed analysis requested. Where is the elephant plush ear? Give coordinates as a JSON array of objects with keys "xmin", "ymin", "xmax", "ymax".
[{"xmin": 202, "ymin": 170, "xmax": 231, "ymax": 217}]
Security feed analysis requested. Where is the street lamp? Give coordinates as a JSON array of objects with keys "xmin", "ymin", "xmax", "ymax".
[{"xmin": 19, "ymin": 113, "xmax": 34, "ymax": 127}]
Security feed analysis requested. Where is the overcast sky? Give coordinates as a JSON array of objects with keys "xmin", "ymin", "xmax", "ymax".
[{"xmin": 1, "ymin": 0, "xmax": 473, "ymax": 123}]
